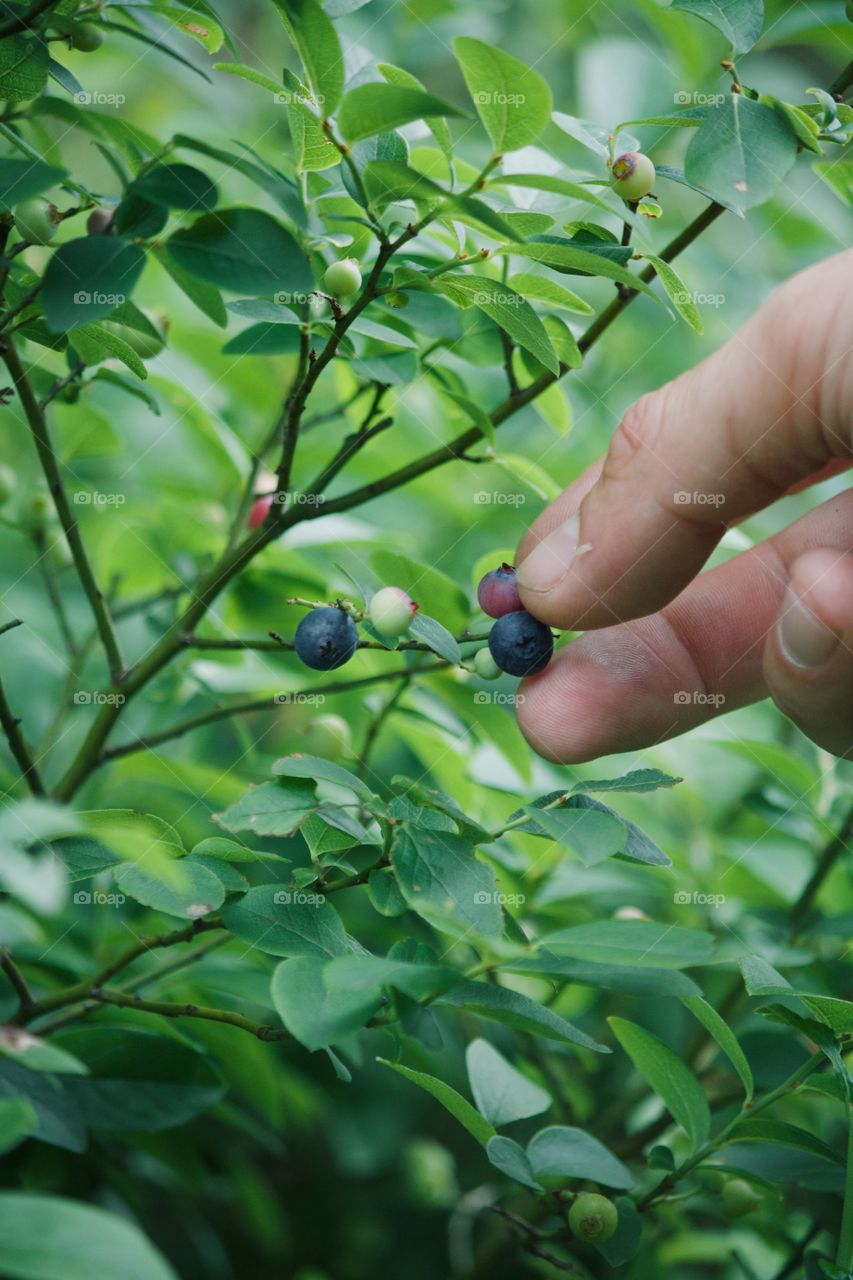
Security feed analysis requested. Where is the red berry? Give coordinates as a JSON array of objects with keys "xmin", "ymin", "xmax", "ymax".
[
  {"xmin": 477, "ymin": 563, "xmax": 521, "ymax": 618},
  {"xmin": 248, "ymin": 495, "xmax": 273, "ymax": 529}
]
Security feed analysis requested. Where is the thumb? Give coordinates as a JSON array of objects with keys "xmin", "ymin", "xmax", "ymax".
[
  {"xmin": 515, "ymin": 252, "xmax": 853, "ymax": 630},
  {"xmin": 764, "ymin": 548, "xmax": 853, "ymax": 757}
]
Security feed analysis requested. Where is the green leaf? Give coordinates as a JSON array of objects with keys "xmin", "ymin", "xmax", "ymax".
[
  {"xmin": 154, "ymin": 246, "xmax": 228, "ymax": 327},
  {"xmin": 814, "ymin": 160, "xmax": 853, "ymax": 207},
  {"xmin": 509, "ymin": 272, "xmax": 594, "ymax": 316},
  {"xmin": 519, "ymin": 792, "xmax": 671, "ymax": 866},
  {"xmin": 273, "ymin": 0, "xmax": 345, "ymax": 114},
  {"xmin": 681, "ymin": 996, "xmax": 753, "ymax": 1100},
  {"xmin": 0, "ymin": 158, "xmax": 65, "ymax": 211},
  {"xmin": 54, "ymin": 1028, "xmax": 224, "ymax": 1131},
  {"xmin": 724, "ymin": 1118, "xmax": 844, "ymax": 1165},
  {"xmin": 506, "ymin": 955, "xmax": 702, "ymax": 998},
  {"xmin": 438, "ymin": 274, "xmax": 559, "ymax": 374},
  {"xmin": 43, "ymin": 238, "xmax": 147, "ymax": 333},
  {"xmin": 0, "ymin": 36, "xmax": 49, "ymax": 104},
  {"xmin": 440, "ymin": 981, "xmax": 609, "ymax": 1053},
  {"xmin": 379, "ymin": 1058, "xmax": 496, "ymax": 1147},
  {"xmin": 527, "ymin": 1125, "xmax": 634, "ymax": 1189},
  {"xmin": 572, "ymin": 768, "xmax": 682, "ymax": 795},
  {"xmin": 802, "ymin": 996, "xmax": 853, "ymax": 1035},
  {"xmin": 70, "ymin": 322, "xmax": 148, "ymax": 381},
  {"xmin": 392, "ymin": 828, "xmax": 503, "ymax": 939},
  {"xmin": 0, "ymin": 1192, "xmax": 178, "ymax": 1280},
  {"xmin": 131, "ymin": 162, "xmax": 219, "ymax": 212},
  {"xmin": 0, "ymin": 1098, "xmax": 37, "ymax": 1156},
  {"xmin": 453, "ymin": 37, "xmax": 552, "ymax": 152},
  {"xmin": 685, "ymin": 96, "xmax": 797, "ymax": 212},
  {"xmin": 159, "ymin": 7, "xmax": 224, "ymax": 53},
  {"xmin": 548, "ymin": 922, "xmax": 713, "ymax": 969},
  {"xmin": 378, "ymin": 62, "xmax": 452, "ymax": 158},
  {"xmin": 521, "ymin": 803, "xmax": 626, "ymax": 867},
  {"xmin": 338, "ymin": 83, "xmax": 464, "ymax": 143},
  {"xmin": 408, "ymin": 611, "xmax": 461, "ymax": 664},
  {"xmin": 271, "ymin": 955, "xmax": 380, "ymax": 1049},
  {"xmin": 213, "ymin": 778, "xmax": 318, "ymax": 837},
  {"xmin": 113, "ymin": 859, "xmax": 224, "ymax": 919},
  {"xmin": 222, "ymin": 322, "xmax": 302, "ymax": 355},
  {"xmin": 271, "ymin": 753, "xmax": 375, "ymax": 802},
  {"xmin": 367, "ymin": 867, "xmax": 408, "ymax": 917},
  {"xmin": 440, "ymin": 389, "xmax": 495, "ymax": 446},
  {"xmin": 0, "ymin": 1061, "xmax": 84, "ymax": 1152},
  {"xmin": 221, "ymin": 883, "xmax": 350, "ymax": 958},
  {"xmin": 498, "ymin": 241, "xmax": 664, "ymax": 308},
  {"xmin": 670, "ymin": 0, "xmax": 764, "ymax": 53},
  {"xmin": 609, "ymin": 1017, "xmax": 710, "ymax": 1150},
  {"xmin": 466, "ymin": 1038, "xmax": 551, "ymax": 1127},
  {"xmin": 642, "ymin": 254, "xmax": 704, "ymax": 334},
  {"xmin": 740, "ymin": 955, "xmax": 793, "ymax": 996},
  {"xmin": 166, "ymin": 208, "xmax": 312, "ymax": 296},
  {"xmin": 486, "ymin": 1135, "xmax": 543, "ymax": 1190},
  {"xmin": 213, "ymin": 62, "xmax": 281, "ymax": 95},
  {"xmin": 324, "ymin": 953, "xmax": 459, "ymax": 1001}
]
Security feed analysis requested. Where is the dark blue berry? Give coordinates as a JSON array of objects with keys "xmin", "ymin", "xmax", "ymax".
[
  {"xmin": 294, "ymin": 607, "xmax": 358, "ymax": 671},
  {"xmin": 488, "ymin": 610, "xmax": 553, "ymax": 677},
  {"xmin": 478, "ymin": 563, "xmax": 521, "ymax": 618}
]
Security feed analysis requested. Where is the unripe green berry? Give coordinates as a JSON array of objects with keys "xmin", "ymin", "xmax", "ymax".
[
  {"xmin": 721, "ymin": 1178, "xmax": 763, "ymax": 1218},
  {"xmin": 473, "ymin": 647, "xmax": 501, "ymax": 680},
  {"xmin": 568, "ymin": 1193, "xmax": 618, "ymax": 1243},
  {"xmin": 0, "ymin": 464, "xmax": 14, "ymax": 506},
  {"xmin": 14, "ymin": 198, "xmax": 57, "ymax": 245},
  {"xmin": 70, "ymin": 24, "xmax": 103, "ymax": 51},
  {"xmin": 324, "ymin": 257, "xmax": 362, "ymax": 298},
  {"xmin": 368, "ymin": 586, "xmax": 417, "ymax": 637},
  {"xmin": 611, "ymin": 152, "xmax": 656, "ymax": 202},
  {"xmin": 304, "ymin": 714, "xmax": 352, "ymax": 762}
]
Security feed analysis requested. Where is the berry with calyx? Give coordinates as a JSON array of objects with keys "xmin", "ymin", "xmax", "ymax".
[
  {"xmin": 324, "ymin": 257, "xmax": 362, "ymax": 298},
  {"xmin": 611, "ymin": 152, "xmax": 656, "ymax": 202},
  {"xmin": 721, "ymin": 1178, "xmax": 763, "ymax": 1218},
  {"xmin": 14, "ymin": 198, "xmax": 57, "ymax": 245},
  {"xmin": 0, "ymin": 464, "xmax": 14, "ymax": 506},
  {"xmin": 294, "ymin": 606, "xmax": 358, "ymax": 671},
  {"xmin": 488, "ymin": 610, "xmax": 553, "ymax": 677},
  {"xmin": 248, "ymin": 495, "xmax": 273, "ymax": 529},
  {"xmin": 477, "ymin": 563, "xmax": 521, "ymax": 618},
  {"xmin": 70, "ymin": 24, "xmax": 103, "ymax": 51},
  {"xmin": 86, "ymin": 207, "xmax": 114, "ymax": 236},
  {"xmin": 368, "ymin": 586, "xmax": 417, "ymax": 637},
  {"xmin": 473, "ymin": 647, "xmax": 501, "ymax": 680},
  {"xmin": 305, "ymin": 713, "xmax": 352, "ymax": 761},
  {"xmin": 568, "ymin": 1193, "xmax": 618, "ymax": 1243}
]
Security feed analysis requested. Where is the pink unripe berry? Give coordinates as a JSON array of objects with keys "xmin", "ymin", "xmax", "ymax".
[
  {"xmin": 477, "ymin": 563, "xmax": 521, "ymax": 619},
  {"xmin": 248, "ymin": 495, "xmax": 273, "ymax": 529},
  {"xmin": 368, "ymin": 586, "xmax": 418, "ymax": 637}
]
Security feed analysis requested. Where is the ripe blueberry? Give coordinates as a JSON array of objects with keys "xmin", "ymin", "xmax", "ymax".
[
  {"xmin": 472, "ymin": 647, "xmax": 501, "ymax": 680},
  {"xmin": 324, "ymin": 258, "xmax": 362, "ymax": 298},
  {"xmin": 488, "ymin": 610, "xmax": 553, "ymax": 677},
  {"xmin": 248, "ymin": 495, "xmax": 273, "ymax": 529},
  {"xmin": 568, "ymin": 1193, "xmax": 618, "ymax": 1243},
  {"xmin": 477, "ymin": 563, "xmax": 522, "ymax": 618},
  {"xmin": 294, "ymin": 607, "xmax": 358, "ymax": 671},
  {"xmin": 611, "ymin": 152, "xmax": 656, "ymax": 202},
  {"xmin": 86, "ymin": 207, "xmax": 114, "ymax": 236},
  {"xmin": 368, "ymin": 586, "xmax": 417, "ymax": 637}
]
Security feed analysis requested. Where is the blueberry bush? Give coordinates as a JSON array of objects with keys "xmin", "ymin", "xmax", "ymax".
[{"xmin": 0, "ymin": 1, "xmax": 851, "ymax": 1277}]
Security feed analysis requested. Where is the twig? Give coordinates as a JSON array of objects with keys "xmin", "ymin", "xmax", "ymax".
[
  {"xmin": 357, "ymin": 676, "xmax": 411, "ymax": 778},
  {"xmin": 91, "ymin": 987, "xmax": 289, "ymax": 1041},
  {"xmin": 182, "ymin": 630, "xmax": 490, "ymax": 653},
  {"xmin": 0, "ymin": 620, "xmax": 44, "ymax": 794},
  {"xmin": 830, "ymin": 59, "xmax": 853, "ymax": 98},
  {"xmin": 32, "ymin": 527, "xmax": 76, "ymax": 655},
  {"xmin": 0, "ymin": 0, "xmax": 62, "ymax": 39},
  {"xmin": 3, "ymin": 342, "xmax": 124, "ymax": 680},
  {"xmin": 789, "ymin": 805, "xmax": 853, "ymax": 931},
  {"xmin": 1, "ymin": 950, "xmax": 35, "ymax": 1014}
]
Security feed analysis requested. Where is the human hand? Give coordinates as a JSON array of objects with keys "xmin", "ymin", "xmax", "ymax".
[{"xmin": 513, "ymin": 252, "xmax": 853, "ymax": 761}]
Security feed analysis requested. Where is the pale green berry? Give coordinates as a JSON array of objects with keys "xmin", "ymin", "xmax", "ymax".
[
  {"xmin": 304, "ymin": 714, "xmax": 352, "ymax": 762},
  {"xmin": 14, "ymin": 198, "xmax": 57, "ymax": 245},
  {"xmin": 568, "ymin": 1193, "xmax": 618, "ymax": 1243},
  {"xmin": 611, "ymin": 152, "xmax": 656, "ymax": 202},
  {"xmin": 473, "ymin": 648, "xmax": 501, "ymax": 680},
  {"xmin": 368, "ymin": 586, "xmax": 417, "ymax": 637},
  {"xmin": 324, "ymin": 257, "xmax": 362, "ymax": 298}
]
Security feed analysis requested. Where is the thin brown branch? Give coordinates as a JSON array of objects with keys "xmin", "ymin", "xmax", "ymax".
[
  {"xmin": 0, "ymin": 620, "xmax": 44, "ymax": 795},
  {"xmin": 1, "ymin": 949, "xmax": 35, "ymax": 1013},
  {"xmin": 91, "ymin": 987, "xmax": 289, "ymax": 1041}
]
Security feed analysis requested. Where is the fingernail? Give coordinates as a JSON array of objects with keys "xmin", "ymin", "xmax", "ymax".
[
  {"xmin": 517, "ymin": 514, "xmax": 582, "ymax": 592},
  {"xmin": 778, "ymin": 587, "xmax": 838, "ymax": 668}
]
